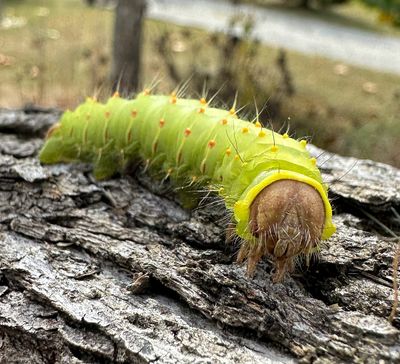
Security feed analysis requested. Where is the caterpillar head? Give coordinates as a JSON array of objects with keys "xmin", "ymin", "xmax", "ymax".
[{"xmin": 237, "ymin": 179, "xmax": 325, "ymax": 282}]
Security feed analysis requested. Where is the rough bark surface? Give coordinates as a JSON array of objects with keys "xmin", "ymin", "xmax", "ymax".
[{"xmin": 0, "ymin": 108, "xmax": 399, "ymax": 364}]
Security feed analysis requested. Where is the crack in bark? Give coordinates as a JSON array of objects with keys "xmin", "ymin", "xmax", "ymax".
[{"xmin": 0, "ymin": 109, "xmax": 399, "ymax": 363}]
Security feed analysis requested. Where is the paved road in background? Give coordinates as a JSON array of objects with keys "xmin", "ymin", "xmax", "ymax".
[{"xmin": 147, "ymin": 0, "xmax": 400, "ymax": 75}]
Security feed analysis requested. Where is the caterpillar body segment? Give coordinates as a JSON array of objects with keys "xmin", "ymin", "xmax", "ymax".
[{"xmin": 40, "ymin": 92, "xmax": 336, "ymax": 281}]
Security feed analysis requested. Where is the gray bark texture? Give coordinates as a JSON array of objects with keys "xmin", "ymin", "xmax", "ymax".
[{"xmin": 0, "ymin": 107, "xmax": 399, "ymax": 364}]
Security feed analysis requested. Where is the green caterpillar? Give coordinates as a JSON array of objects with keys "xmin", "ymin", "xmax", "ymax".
[{"xmin": 40, "ymin": 90, "xmax": 336, "ymax": 281}]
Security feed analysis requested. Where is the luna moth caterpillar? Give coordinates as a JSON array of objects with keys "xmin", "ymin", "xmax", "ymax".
[{"xmin": 40, "ymin": 90, "xmax": 336, "ymax": 282}]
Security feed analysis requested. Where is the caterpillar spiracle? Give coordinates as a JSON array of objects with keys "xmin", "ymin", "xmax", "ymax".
[{"xmin": 39, "ymin": 90, "xmax": 336, "ymax": 282}]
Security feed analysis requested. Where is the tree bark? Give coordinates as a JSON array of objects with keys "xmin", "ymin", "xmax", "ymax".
[
  {"xmin": 111, "ymin": 0, "xmax": 146, "ymax": 94},
  {"xmin": 0, "ymin": 108, "xmax": 399, "ymax": 363}
]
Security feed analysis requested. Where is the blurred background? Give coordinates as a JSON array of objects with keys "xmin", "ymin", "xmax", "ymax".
[{"xmin": 0, "ymin": 0, "xmax": 399, "ymax": 167}]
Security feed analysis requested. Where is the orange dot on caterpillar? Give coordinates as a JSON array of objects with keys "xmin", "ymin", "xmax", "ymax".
[{"xmin": 39, "ymin": 92, "xmax": 336, "ymax": 283}]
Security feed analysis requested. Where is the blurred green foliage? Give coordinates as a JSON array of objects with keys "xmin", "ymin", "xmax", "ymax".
[
  {"xmin": 361, "ymin": 0, "xmax": 400, "ymax": 25},
  {"xmin": 288, "ymin": 0, "xmax": 350, "ymax": 8},
  {"xmin": 240, "ymin": 0, "xmax": 350, "ymax": 9},
  {"xmin": 243, "ymin": 0, "xmax": 400, "ymax": 29}
]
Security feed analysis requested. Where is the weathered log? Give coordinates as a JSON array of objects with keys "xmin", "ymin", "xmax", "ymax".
[{"xmin": 0, "ymin": 108, "xmax": 399, "ymax": 363}]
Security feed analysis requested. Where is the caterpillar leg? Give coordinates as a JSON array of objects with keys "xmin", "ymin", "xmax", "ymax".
[{"xmin": 238, "ymin": 180, "xmax": 325, "ymax": 282}]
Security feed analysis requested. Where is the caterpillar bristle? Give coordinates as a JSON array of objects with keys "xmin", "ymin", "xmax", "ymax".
[
  {"xmin": 208, "ymin": 82, "xmax": 226, "ymax": 105},
  {"xmin": 40, "ymin": 90, "xmax": 335, "ymax": 282}
]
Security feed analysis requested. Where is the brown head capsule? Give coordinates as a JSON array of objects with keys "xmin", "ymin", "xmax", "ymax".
[{"xmin": 237, "ymin": 179, "xmax": 325, "ymax": 282}]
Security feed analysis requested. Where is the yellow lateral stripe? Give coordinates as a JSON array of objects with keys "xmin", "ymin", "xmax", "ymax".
[{"xmin": 233, "ymin": 170, "xmax": 336, "ymax": 241}]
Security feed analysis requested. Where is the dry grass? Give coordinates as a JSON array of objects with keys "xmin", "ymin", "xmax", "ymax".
[{"xmin": 0, "ymin": 0, "xmax": 113, "ymax": 108}]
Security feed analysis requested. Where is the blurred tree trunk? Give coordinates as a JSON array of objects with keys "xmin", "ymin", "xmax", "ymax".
[
  {"xmin": 298, "ymin": 0, "xmax": 311, "ymax": 8},
  {"xmin": 111, "ymin": 0, "xmax": 146, "ymax": 94}
]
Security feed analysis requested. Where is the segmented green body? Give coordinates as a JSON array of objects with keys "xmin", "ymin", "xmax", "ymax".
[{"xmin": 40, "ymin": 91, "xmax": 336, "ymax": 241}]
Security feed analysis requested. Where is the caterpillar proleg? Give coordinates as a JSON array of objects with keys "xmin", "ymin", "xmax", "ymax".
[{"xmin": 40, "ymin": 90, "xmax": 336, "ymax": 281}]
